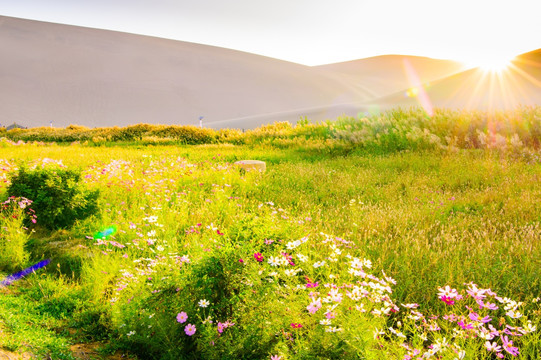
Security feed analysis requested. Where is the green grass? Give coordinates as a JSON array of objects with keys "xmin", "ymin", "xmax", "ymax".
[
  {"xmin": 0, "ymin": 138, "xmax": 540, "ymax": 359},
  {"xmin": 0, "ymin": 275, "xmax": 77, "ymax": 359}
]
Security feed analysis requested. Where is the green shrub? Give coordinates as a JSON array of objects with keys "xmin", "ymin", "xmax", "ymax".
[
  {"xmin": 7, "ymin": 166, "xmax": 99, "ymax": 229},
  {"xmin": 0, "ymin": 197, "xmax": 34, "ymax": 271}
]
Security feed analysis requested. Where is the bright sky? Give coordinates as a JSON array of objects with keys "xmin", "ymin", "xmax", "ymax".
[{"xmin": 1, "ymin": 0, "xmax": 540, "ymax": 66}]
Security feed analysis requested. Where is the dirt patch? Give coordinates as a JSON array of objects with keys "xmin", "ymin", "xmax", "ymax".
[
  {"xmin": 70, "ymin": 343, "xmax": 135, "ymax": 360},
  {"xmin": 0, "ymin": 343, "xmax": 135, "ymax": 360},
  {"xmin": 0, "ymin": 350, "xmax": 33, "ymax": 360},
  {"xmin": 70, "ymin": 343, "xmax": 101, "ymax": 359}
]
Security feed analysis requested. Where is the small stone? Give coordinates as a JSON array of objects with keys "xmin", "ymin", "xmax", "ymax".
[{"xmin": 234, "ymin": 160, "xmax": 266, "ymax": 172}]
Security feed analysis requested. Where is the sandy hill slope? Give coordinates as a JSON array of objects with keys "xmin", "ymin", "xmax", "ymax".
[
  {"xmin": 0, "ymin": 16, "xmax": 376, "ymax": 129},
  {"xmin": 369, "ymin": 48, "xmax": 541, "ymax": 113},
  {"xmin": 3, "ymin": 16, "xmax": 535, "ymax": 130},
  {"xmin": 314, "ymin": 55, "xmax": 465, "ymax": 99}
]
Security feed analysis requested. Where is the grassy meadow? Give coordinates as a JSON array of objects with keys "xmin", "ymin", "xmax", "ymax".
[{"xmin": 0, "ymin": 107, "xmax": 540, "ymax": 359}]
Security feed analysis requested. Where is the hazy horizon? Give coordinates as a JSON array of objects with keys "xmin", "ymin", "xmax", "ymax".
[{"xmin": 1, "ymin": 0, "xmax": 540, "ymax": 66}]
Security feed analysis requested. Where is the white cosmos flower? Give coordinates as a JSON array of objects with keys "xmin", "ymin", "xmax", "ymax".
[
  {"xmin": 319, "ymin": 319, "xmax": 332, "ymax": 325},
  {"xmin": 268, "ymin": 256, "xmax": 280, "ymax": 267},
  {"xmin": 284, "ymin": 269, "xmax": 296, "ymax": 276},
  {"xmin": 296, "ymin": 253, "xmax": 308, "ymax": 262}
]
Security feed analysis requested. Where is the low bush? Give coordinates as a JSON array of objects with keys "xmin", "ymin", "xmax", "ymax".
[{"xmin": 7, "ymin": 166, "xmax": 99, "ymax": 229}]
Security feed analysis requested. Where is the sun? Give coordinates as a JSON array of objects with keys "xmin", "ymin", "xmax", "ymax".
[
  {"xmin": 478, "ymin": 58, "xmax": 513, "ymax": 72},
  {"xmin": 463, "ymin": 54, "xmax": 515, "ymax": 73}
]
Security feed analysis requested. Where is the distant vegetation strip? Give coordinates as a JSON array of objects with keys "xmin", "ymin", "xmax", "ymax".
[{"xmin": 1, "ymin": 106, "xmax": 540, "ymax": 152}]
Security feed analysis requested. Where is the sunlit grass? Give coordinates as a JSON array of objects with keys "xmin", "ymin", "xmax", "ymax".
[{"xmin": 0, "ymin": 111, "xmax": 540, "ymax": 359}]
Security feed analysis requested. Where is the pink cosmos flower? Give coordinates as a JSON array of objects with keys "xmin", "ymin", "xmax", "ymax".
[
  {"xmin": 217, "ymin": 320, "xmax": 235, "ymax": 334},
  {"xmin": 501, "ymin": 336, "xmax": 519, "ymax": 356},
  {"xmin": 254, "ymin": 252, "xmax": 264, "ymax": 262},
  {"xmin": 280, "ymin": 252, "xmax": 295, "ymax": 266},
  {"xmin": 440, "ymin": 296, "xmax": 455, "ymax": 305},
  {"xmin": 485, "ymin": 341, "xmax": 502, "ymax": 353},
  {"xmin": 457, "ymin": 320, "xmax": 474, "ymax": 330},
  {"xmin": 484, "ymin": 302, "xmax": 499, "ymax": 310},
  {"xmin": 468, "ymin": 312, "xmax": 491, "ymax": 323},
  {"xmin": 270, "ymin": 356, "xmax": 282, "ymax": 360},
  {"xmin": 290, "ymin": 323, "xmax": 303, "ymax": 328},
  {"xmin": 184, "ymin": 324, "xmax": 196, "ymax": 336},
  {"xmin": 176, "ymin": 312, "xmax": 188, "ymax": 323},
  {"xmin": 325, "ymin": 312, "xmax": 336, "ymax": 319},
  {"xmin": 306, "ymin": 298, "xmax": 322, "ymax": 314}
]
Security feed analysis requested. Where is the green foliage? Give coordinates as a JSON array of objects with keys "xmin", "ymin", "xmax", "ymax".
[
  {"xmin": 7, "ymin": 166, "xmax": 99, "ymax": 229},
  {"xmin": 0, "ymin": 275, "xmax": 79, "ymax": 359},
  {"xmin": 0, "ymin": 197, "xmax": 32, "ymax": 271},
  {"xmin": 3, "ymin": 106, "xmax": 540, "ymax": 154}
]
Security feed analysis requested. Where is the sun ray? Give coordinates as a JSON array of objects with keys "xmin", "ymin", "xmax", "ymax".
[
  {"xmin": 509, "ymin": 63, "xmax": 541, "ymax": 88},
  {"xmin": 465, "ymin": 69, "xmax": 491, "ymax": 109},
  {"xmin": 504, "ymin": 64, "xmax": 538, "ymax": 104}
]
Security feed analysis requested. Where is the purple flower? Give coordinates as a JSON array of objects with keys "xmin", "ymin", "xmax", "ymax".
[
  {"xmin": 217, "ymin": 320, "xmax": 235, "ymax": 333},
  {"xmin": 501, "ymin": 336, "xmax": 519, "ymax": 356},
  {"xmin": 184, "ymin": 324, "xmax": 196, "ymax": 336},
  {"xmin": 176, "ymin": 312, "xmax": 188, "ymax": 323}
]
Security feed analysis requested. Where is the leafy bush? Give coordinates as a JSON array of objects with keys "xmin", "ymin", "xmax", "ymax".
[
  {"xmin": 0, "ymin": 197, "xmax": 35, "ymax": 271},
  {"xmin": 7, "ymin": 166, "xmax": 99, "ymax": 229}
]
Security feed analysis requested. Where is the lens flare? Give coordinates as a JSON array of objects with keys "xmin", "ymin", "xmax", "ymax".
[
  {"xmin": 93, "ymin": 225, "xmax": 118, "ymax": 240},
  {"xmin": 1, "ymin": 259, "xmax": 51, "ymax": 287},
  {"xmin": 403, "ymin": 59, "xmax": 434, "ymax": 116},
  {"xmin": 405, "ymin": 87, "xmax": 419, "ymax": 98}
]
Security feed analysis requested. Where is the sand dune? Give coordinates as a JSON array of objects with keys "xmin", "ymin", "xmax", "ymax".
[
  {"xmin": 314, "ymin": 55, "xmax": 465, "ymax": 99},
  {"xmin": 0, "ymin": 16, "xmax": 372, "ymax": 129},
  {"xmin": 1, "ymin": 16, "xmax": 539, "ymax": 130}
]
